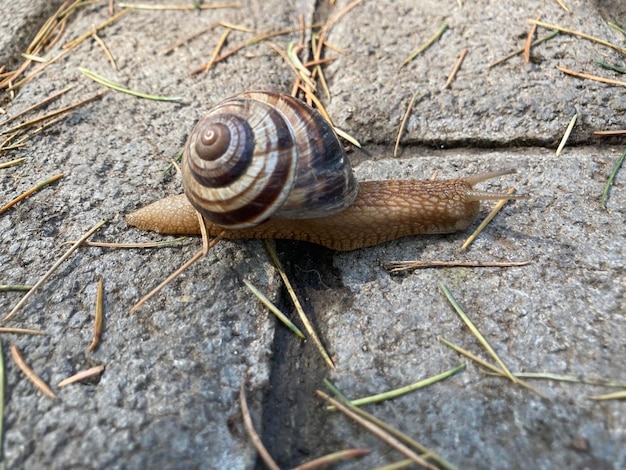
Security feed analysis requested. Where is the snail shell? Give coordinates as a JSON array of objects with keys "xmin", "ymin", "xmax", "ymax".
[{"xmin": 182, "ymin": 91, "xmax": 358, "ymax": 229}]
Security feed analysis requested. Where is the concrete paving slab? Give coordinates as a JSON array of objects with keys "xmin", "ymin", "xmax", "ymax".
[{"xmin": 0, "ymin": 0, "xmax": 624, "ymax": 468}]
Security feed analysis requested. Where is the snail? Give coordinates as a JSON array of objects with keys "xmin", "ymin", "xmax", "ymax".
[{"xmin": 126, "ymin": 91, "xmax": 525, "ymax": 251}]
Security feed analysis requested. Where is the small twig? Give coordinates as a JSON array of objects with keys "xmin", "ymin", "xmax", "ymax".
[
  {"xmin": 0, "ymin": 327, "xmax": 46, "ymax": 335},
  {"xmin": 557, "ymin": 66, "xmax": 626, "ymax": 87},
  {"xmin": 2, "ymin": 219, "xmax": 106, "ymax": 322},
  {"xmin": 384, "ymin": 259, "xmax": 531, "ymax": 273},
  {"xmin": 394, "ymin": 91, "xmax": 419, "ymax": 157},
  {"xmin": 88, "ymin": 277, "xmax": 104, "ymax": 352},
  {"xmin": 555, "ymin": 113, "xmax": 577, "ymax": 157},
  {"xmin": 58, "ymin": 365, "xmax": 105, "ymax": 387},
  {"xmin": 118, "ymin": 3, "xmax": 240, "ymax": 10},
  {"xmin": 62, "ymin": 238, "xmax": 188, "ymax": 249},
  {"xmin": 594, "ymin": 129, "xmax": 626, "ymax": 137},
  {"xmin": 10, "ymin": 344, "xmax": 57, "ymax": 399},
  {"xmin": 524, "ymin": 15, "xmax": 541, "ymax": 62},
  {"xmin": 240, "ymin": 380, "xmax": 279, "ymax": 470},
  {"xmin": 0, "ymin": 173, "xmax": 64, "ymax": 215},
  {"xmin": 444, "ymin": 48, "xmax": 467, "ymax": 88}
]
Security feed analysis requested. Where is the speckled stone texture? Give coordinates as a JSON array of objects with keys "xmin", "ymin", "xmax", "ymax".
[{"xmin": 0, "ymin": 0, "xmax": 624, "ymax": 468}]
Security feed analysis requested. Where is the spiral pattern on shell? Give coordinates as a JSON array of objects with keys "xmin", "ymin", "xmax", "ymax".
[{"xmin": 181, "ymin": 91, "xmax": 358, "ymax": 229}]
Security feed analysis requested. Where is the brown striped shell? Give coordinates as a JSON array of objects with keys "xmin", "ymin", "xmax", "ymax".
[{"xmin": 182, "ymin": 91, "xmax": 358, "ymax": 229}]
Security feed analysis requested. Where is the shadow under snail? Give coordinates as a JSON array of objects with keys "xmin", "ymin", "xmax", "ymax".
[{"xmin": 126, "ymin": 91, "xmax": 525, "ymax": 251}]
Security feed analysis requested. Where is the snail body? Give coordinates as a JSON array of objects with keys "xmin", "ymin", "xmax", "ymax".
[{"xmin": 126, "ymin": 91, "xmax": 524, "ymax": 251}]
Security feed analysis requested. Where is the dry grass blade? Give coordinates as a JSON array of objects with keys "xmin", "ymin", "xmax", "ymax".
[
  {"xmin": 461, "ymin": 187, "xmax": 517, "ymax": 251},
  {"xmin": 601, "ymin": 147, "xmax": 626, "ymax": 208},
  {"xmin": 488, "ymin": 371, "xmax": 626, "ymax": 388},
  {"xmin": 92, "ymin": 33, "xmax": 118, "ymax": 70},
  {"xmin": 438, "ymin": 337, "xmax": 546, "ymax": 398},
  {"xmin": 384, "ymin": 260, "xmax": 531, "ymax": 273},
  {"xmin": 163, "ymin": 22, "xmax": 220, "ymax": 55},
  {"xmin": 192, "ymin": 27, "xmax": 232, "ymax": 74},
  {"xmin": 596, "ymin": 60, "xmax": 626, "ymax": 74},
  {"xmin": 0, "ymin": 173, "xmax": 64, "ymax": 215},
  {"xmin": 594, "ymin": 129, "xmax": 626, "ymax": 136},
  {"xmin": 10, "ymin": 344, "xmax": 56, "ymax": 399},
  {"xmin": 0, "ymin": 285, "xmax": 33, "ymax": 292},
  {"xmin": 0, "ymin": 85, "xmax": 75, "ymax": 127},
  {"xmin": 588, "ymin": 390, "xmax": 626, "ymax": 401},
  {"xmin": 293, "ymin": 448, "xmax": 370, "ymax": 470},
  {"xmin": 489, "ymin": 31, "xmax": 559, "ymax": 68},
  {"xmin": 524, "ymin": 16, "xmax": 541, "ymax": 62},
  {"xmin": 0, "ymin": 158, "xmax": 26, "ymax": 169},
  {"xmin": 0, "ymin": 327, "xmax": 46, "ymax": 335},
  {"xmin": 58, "ymin": 365, "xmax": 105, "ymax": 387},
  {"xmin": 439, "ymin": 283, "xmax": 516, "ymax": 381},
  {"xmin": 263, "ymin": 240, "xmax": 335, "ymax": 370},
  {"xmin": 529, "ymin": 19, "xmax": 626, "ymax": 56},
  {"xmin": 129, "ymin": 219, "xmax": 225, "ymax": 314},
  {"xmin": 324, "ymin": 381, "xmax": 456, "ymax": 469},
  {"xmin": 555, "ymin": 113, "xmax": 577, "ymax": 157},
  {"xmin": 79, "ymin": 68, "xmax": 182, "ymax": 101},
  {"xmin": 267, "ymin": 42, "xmax": 316, "ymax": 91},
  {"xmin": 243, "ymin": 279, "xmax": 305, "ymax": 338},
  {"xmin": 394, "ymin": 91, "xmax": 419, "ymax": 157},
  {"xmin": 63, "ymin": 9, "xmax": 131, "ymax": 50},
  {"xmin": 557, "ymin": 66, "xmax": 626, "ymax": 87},
  {"xmin": 88, "ymin": 277, "xmax": 104, "ymax": 352},
  {"xmin": 316, "ymin": 390, "xmax": 437, "ymax": 469},
  {"xmin": 555, "ymin": 0, "xmax": 570, "ymax": 12},
  {"xmin": 118, "ymin": 2, "xmax": 240, "ymax": 10},
  {"xmin": 2, "ymin": 219, "xmax": 106, "ymax": 323},
  {"xmin": 399, "ymin": 23, "xmax": 448, "ymax": 69},
  {"xmin": 240, "ymin": 381, "xmax": 279, "ymax": 470},
  {"xmin": 0, "ymin": 1, "xmax": 81, "ymax": 89},
  {"xmin": 1, "ymin": 91, "xmax": 107, "ymax": 136},
  {"xmin": 329, "ymin": 364, "xmax": 465, "ymax": 409},
  {"xmin": 333, "ymin": 126, "xmax": 360, "ymax": 148},
  {"xmin": 63, "ymin": 238, "xmax": 187, "ymax": 248},
  {"xmin": 6, "ymin": 9, "xmax": 130, "ymax": 91},
  {"xmin": 444, "ymin": 48, "xmax": 467, "ymax": 88}
]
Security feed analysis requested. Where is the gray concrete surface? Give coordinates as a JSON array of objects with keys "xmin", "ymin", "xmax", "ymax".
[{"xmin": 0, "ymin": 0, "xmax": 624, "ymax": 468}]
